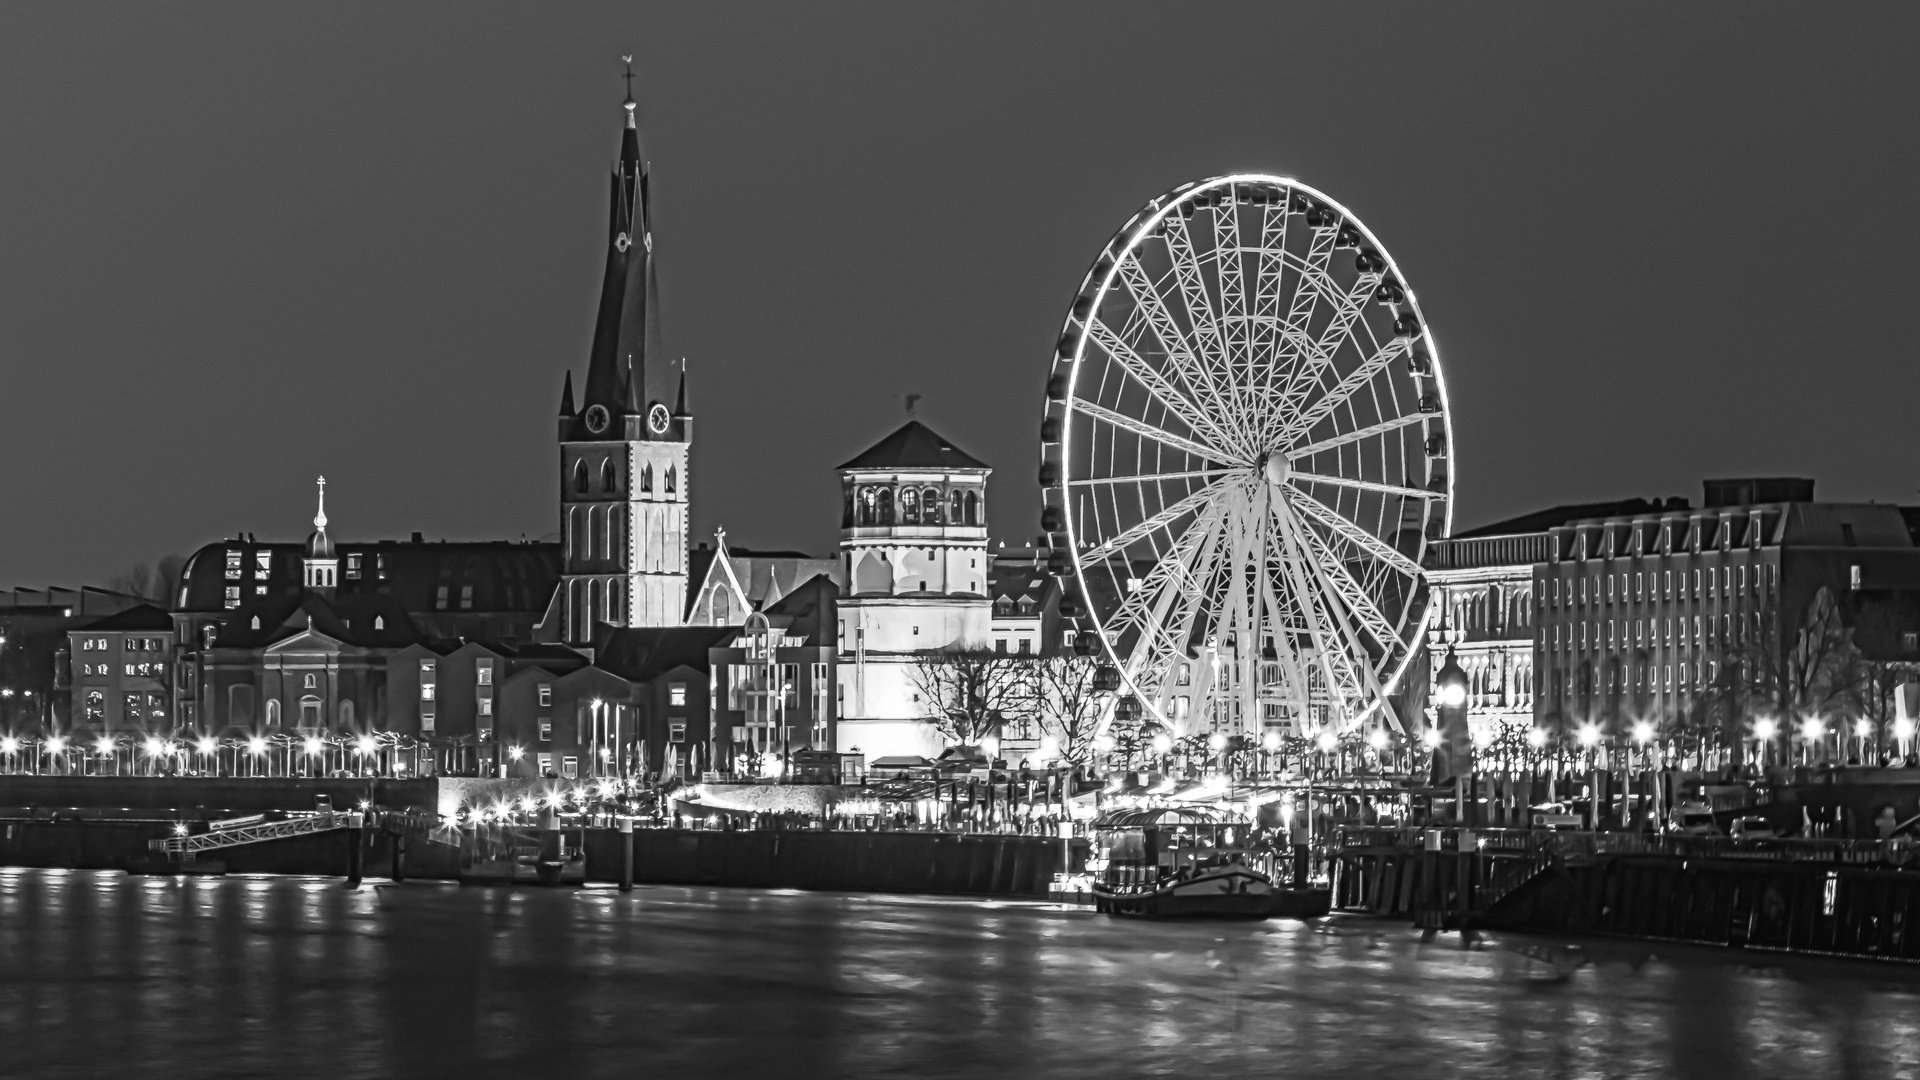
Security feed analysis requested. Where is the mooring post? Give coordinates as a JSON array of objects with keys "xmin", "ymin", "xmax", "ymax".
[
  {"xmin": 345, "ymin": 812, "xmax": 364, "ymax": 888},
  {"xmin": 618, "ymin": 814, "xmax": 634, "ymax": 892}
]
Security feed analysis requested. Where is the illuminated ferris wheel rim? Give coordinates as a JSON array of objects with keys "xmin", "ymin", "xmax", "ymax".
[{"xmin": 1049, "ymin": 171, "xmax": 1455, "ymax": 732}]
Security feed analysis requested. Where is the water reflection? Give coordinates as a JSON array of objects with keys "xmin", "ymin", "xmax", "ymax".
[{"xmin": 0, "ymin": 868, "xmax": 1917, "ymax": 1078}]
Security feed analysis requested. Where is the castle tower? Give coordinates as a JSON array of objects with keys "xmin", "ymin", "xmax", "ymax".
[
  {"xmin": 303, "ymin": 476, "xmax": 338, "ymax": 596},
  {"xmin": 555, "ymin": 77, "xmax": 691, "ymax": 644},
  {"xmin": 832, "ymin": 421, "xmax": 992, "ymax": 759}
]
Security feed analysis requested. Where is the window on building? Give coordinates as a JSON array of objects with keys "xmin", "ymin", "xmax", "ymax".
[
  {"xmin": 255, "ymin": 550, "xmax": 271, "ymax": 577},
  {"xmin": 302, "ymin": 672, "xmax": 316, "ymax": 689},
  {"xmin": 421, "ymin": 710, "xmax": 435, "ymax": 733},
  {"xmin": 539, "ymin": 684, "xmax": 552, "ymax": 707},
  {"xmin": 539, "ymin": 719, "xmax": 552, "ymax": 742},
  {"xmin": 345, "ymin": 553, "xmax": 361, "ymax": 580},
  {"xmin": 225, "ymin": 586, "xmax": 241, "ymax": 609},
  {"xmin": 561, "ymin": 756, "xmax": 578, "ymax": 779},
  {"xmin": 459, "ymin": 584, "xmax": 474, "ymax": 610},
  {"xmin": 374, "ymin": 616, "xmax": 384, "ymax": 631},
  {"xmin": 665, "ymin": 466, "xmax": 676, "ymax": 495},
  {"xmin": 225, "ymin": 549, "xmax": 243, "ymax": 580},
  {"xmin": 420, "ymin": 661, "xmax": 436, "ymax": 700},
  {"xmin": 477, "ymin": 660, "xmax": 493, "ymax": 686},
  {"xmin": 435, "ymin": 585, "xmax": 449, "ymax": 611},
  {"xmin": 84, "ymin": 691, "xmax": 104, "ymax": 723},
  {"xmin": 1018, "ymin": 639, "xmax": 1031, "ymax": 654},
  {"xmin": 573, "ymin": 459, "xmax": 589, "ymax": 495},
  {"xmin": 669, "ymin": 721, "xmax": 686, "ymax": 743},
  {"xmin": 376, "ymin": 553, "xmax": 388, "ymax": 580},
  {"xmin": 538, "ymin": 753, "xmax": 553, "ymax": 774},
  {"xmin": 478, "ymin": 698, "xmax": 492, "ymax": 716},
  {"xmin": 669, "ymin": 683, "xmax": 687, "ymax": 709}
]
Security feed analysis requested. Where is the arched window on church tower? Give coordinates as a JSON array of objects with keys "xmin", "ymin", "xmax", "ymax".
[
  {"xmin": 665, "ymin": 466, "xmax": 677, "ymax": 496},
  {"xmin": 899, "ymin": 487, "xmax": 919, "ymax": 526},
  {"xmin": 601, "ymin": 458, "xmax": 617, "ymax": 495},
  {"xmin": 877, "ymin": 488, "xmax": 894, "ymax": 527},
  {"xmin": 641, "ymin": 464, "xmax": 653, "ymax": 495},
  {"xmin": 921, "ymin": 488, "xmax": 942, "ymax": 526},
  {"xmin": 948, "ymin": 489, "xmax": 963, "ymax": 525},
  {"xmin": 965, "ymin": 491, "xmax": 979, "ymax": 526},
  {"xmin": 573, "ymin": 459, "xmax": 589, "ymax": 496},
  {"xmin": 857, "ymin": 487, "xmax": 876, "ymax": 526}
]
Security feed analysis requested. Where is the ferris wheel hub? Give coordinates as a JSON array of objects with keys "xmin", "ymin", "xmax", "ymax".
[{"xmin": 1261, "ymin": 453, "xmax": 1290, "ymax": 488}]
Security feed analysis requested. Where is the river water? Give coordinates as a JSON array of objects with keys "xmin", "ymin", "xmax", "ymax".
[{"xmin": 3, "ymin": 868, "xmax": 1919, "ymax": 1079}]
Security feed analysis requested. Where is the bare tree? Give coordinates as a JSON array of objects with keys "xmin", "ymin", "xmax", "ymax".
[
  {"xmin": 910, "ymin": 649, "xmax": 1029, "ymax": 747},
  {"xmin": 1706, "ymin": 587, "xmax": 1870, "ymax": 755},
  {"xmin": 105, "ymin": 554, "xmax": 187, "ymax": 607},
  {"xmin": 1029, "ymin": 655, "xmax": 1105, "ymax": 766}
]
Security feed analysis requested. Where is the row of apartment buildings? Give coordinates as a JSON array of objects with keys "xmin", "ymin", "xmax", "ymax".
[{"xmin": 1423, "ymin": 478, "xmax": 1920, "ymax": 741}]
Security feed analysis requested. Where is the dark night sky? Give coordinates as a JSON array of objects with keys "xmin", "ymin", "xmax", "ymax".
[{"xmin": 1, "ymin": 3, "xmax": 1916, "ymax": 587}]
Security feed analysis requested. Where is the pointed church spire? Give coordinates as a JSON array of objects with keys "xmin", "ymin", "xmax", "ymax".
[
  {"xmin": 559, "ymin": 370, "xmax": 576, "ymax": 417},
  {"xmin": 304, "ymin": 476, "xmax": 338, "ymax": 595},
  {"xmin": 672, "ymin": 358, "xmax": 690, "ymax": 420},
  {"xmin": 578, "ymin": 59, "xmax": 666, "ymax": 434}
]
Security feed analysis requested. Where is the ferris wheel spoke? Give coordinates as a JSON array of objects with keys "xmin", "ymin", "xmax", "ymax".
[
  {"xmin": 1282, "ymin": 487, "xmax": 1424, "ymax": 580},
  {"xmin": 1287, "ymin": 471, "xmax": 1439, "ymax": 502},
  {"xmin": 1083, "ymin": 483, "xmax": 1222, "ymax": 558},
  {"xmin": 1068, "ymin": 398, "xmax": 1233, "ymax": 463},
  {"xmin": 1280, "ymin": 497, "xmax": 1398, "ymax": 714},
  {"xmin": 1113, "ymin": 505, "xmax": 1224, "ymax": 683},
  {"xmin": 1287, "ymin": 411, "xmax": 1428, "ymax": 461},
  {"xmin": 1160, "ymin": 210, "xmax": 1236, "ymax": 407},
  {"xmin": 1265, "ymin": 491, "xmax": 1355, "ymax": 724},
  {"xmin": 1085, "ymin": 317, "xmax": 1234, "ymax": 448},
  {"xmin": 1281, "ymin": 337, "xmax": 1413, "ymax": 444},
  {"xmin": 1208, "ymin": 198, "xmax": 1256, "ymax": 425},
  {"xmin": 1287, "ymin": 509, "xmax": 1410, "ymax": 661},
  {"xmin": 1068, "ymin": 467, "xmax": 1236, "ymax": 489},
  {"xmin": 1269, "ymin": 278, "xmax": 1385, "ymax": 445},
  {"xmin": 1114, "ymin": 254, "xmax": 1251, "ymax": 454}
]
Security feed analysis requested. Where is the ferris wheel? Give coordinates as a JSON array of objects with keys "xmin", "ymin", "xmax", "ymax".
[{"xmin": 1040, "ymin": 174, "xmax": 1453, "ymax": 739}]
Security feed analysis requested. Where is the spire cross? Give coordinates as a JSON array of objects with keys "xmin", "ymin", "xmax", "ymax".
[
  {"xmin": 314, "ymin": 476, "xmax": 328, "ymax": 530},
  {"xmin": 622, "ymin": 55, "xmax": 636, "ymax": 109}
]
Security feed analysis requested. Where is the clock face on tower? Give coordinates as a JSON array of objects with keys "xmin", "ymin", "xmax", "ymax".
[
  {"xmin": 583, "ymin": 404, "xmax": 610, "ymax": 434},
  {"xmin": 647, "ymin": 403, "xmax": 671, "ymax": 435}
]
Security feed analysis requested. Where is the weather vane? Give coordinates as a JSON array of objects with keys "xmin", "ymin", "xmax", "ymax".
[{"xmin": 622, "ymin": 54, "xmax": 635, "ymax": 103}]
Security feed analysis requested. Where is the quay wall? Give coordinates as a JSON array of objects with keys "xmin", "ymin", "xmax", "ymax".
[{"xmin": 0, "ymin": 775, "xmax": 440, "ymax": 814}]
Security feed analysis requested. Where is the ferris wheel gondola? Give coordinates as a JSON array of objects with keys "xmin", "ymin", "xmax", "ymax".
[{"xmin": 1040, "ymin": 174, "xmax": 1453, "ymax": 741}]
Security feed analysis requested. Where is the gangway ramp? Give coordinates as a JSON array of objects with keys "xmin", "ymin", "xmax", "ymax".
[{"xmin": 150, "ymin": 811, "xmax": 365, "ymax": 859}]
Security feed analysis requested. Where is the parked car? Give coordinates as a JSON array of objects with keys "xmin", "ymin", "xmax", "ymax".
[
  {"xmin": 1730, "ymin": 816, "xmax": 1777, "ymax": 842},
  {"xmin": 1667, "ymin": 802, "xmax": 1721, "ymax": 836}
]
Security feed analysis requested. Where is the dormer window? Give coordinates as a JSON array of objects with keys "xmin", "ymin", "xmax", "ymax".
[
  {"xmin": 250, "ymin": 615, "xmax": 261, "ymax": 631},
  {"xmin": 373, "ymin": 616, "xmax": 384, "ymax": 631}
]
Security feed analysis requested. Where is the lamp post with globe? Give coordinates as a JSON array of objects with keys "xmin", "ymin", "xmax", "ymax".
[{"xmin": 1432, "ymin": 648, "xmax": 1471, "ymax": 824}]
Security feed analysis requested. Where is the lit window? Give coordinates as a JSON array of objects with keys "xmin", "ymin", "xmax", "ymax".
[
  {"xmin": 225, "ymin": 550, "xmax": 243, "ymax": 580},
  {"xmin": 460, "ymin": 585, "xmax": 474, "ymax": 610},
  {"xmin": 345, "ymin": 553, "xmax": 361, "ymax": 579},
  {"xmin": 478, "ymin": 699, "xmax": 492, "ymax": 716},
  {"xmin": 669, "ymin": 721, "xmax": 687, "ymax": 743},
  {"xmin": 477, "ymin": 661, "xmax": 493, "ymax": 686},
  {"xmin": 561, "ymin": 756, "xmax": 578, "ymax": 779},
  {"xmin": 435, "ymin": 586, "xmax": 449, "ymax": 610},
  {"xmin": 538, "ymin": 753, "xmax": 553, "ymax": 774},
  {"xmin": 421, "ymin": 712, "xmax": 436, "ymax": 733},
  {"xmin": 539, "ymin": 720, "xmax": 552, "ymax": 742},
  {"xmin": 538, "ymin": 684, "xmax": 552, "ymax": 707},
  {"xmin": 670, "ymin": 683, "xmax": 687, "ymax": 708},
  {"xmin": 255, "ymin": 551, "xmax": 271, "ymax": 577}
]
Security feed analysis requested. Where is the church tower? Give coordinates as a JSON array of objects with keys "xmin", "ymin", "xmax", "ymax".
[
  {"xmin": 555, "ymin": 77, "xmax": 691, "ymax": 645},
  {"xmin": 302, "ymin": 476, "xmax": 338, "ymax": 597}
]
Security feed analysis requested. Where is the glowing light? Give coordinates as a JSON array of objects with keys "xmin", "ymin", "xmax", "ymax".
[
  {"xmin": 246, "ymin": 736, "xmax": 267, "ymax": 755},
  {"xmin": 1526, "ymin": 727, "xmax": 1548, "ymax": 749},
  {"xmin": 1038, "ymin": 735, "xmax": 1058, "ymax": 759},
  {"xmin": 1261, "ymin": 730, "xmax": 1282, "ymax": 752},
  {"xmin": 143, "ymin": 737, "xmax": 165, "ymax": 756},
  {"xmin": 1576, "ymin": 723, "xmax": 1601, "ymax": 748},
  {"xmin": 599, "ymin": 747, "xmax": 612, "ymax": 759},
  {"xmin": 1801, "ymin": 716, "xmax": 1826, "ymax": 741},
  {"xmin": 1367, "ymin": 729, "xmax": 1389, "ymax": 751},
  {"xmin": 94, "ymin": 737, "xmax": 115, "ymax": 757},
  {"xmin": 1631, "ymin": 721, "xmax": 1654, "ymax": 745},
  {"xmin": 1438, "ymin": 682, "xmax": 1467, "ymax": 708},
  {"xmin": 1207, "ymin": 733, "xmax": 1227, "ymax": 751},
  {"xmin": 355, "ymin": 736, "xmax": 378, "ymax": 756},
  {"xmin": 196, "ymin": 737, "xmax": 218, "ymax": 756},
  {"xmin": 1150, "ymin": 733, "xmax": 1172, "ymax": 755},
  {"xmin": 508, "ymin": 745, "xmax": 524, "ymax": 760},
  {"xmin": 1420, "ymin": 728, "xmax": 1440, "ymax": 749},
  {"xmin": 0, "ymin": 737, "xmax": 17, "ymax": 754},
  {"xmin": 1897, "ymin": 717, "xmax": 1916, "ymax": 741},
  {"xmin": 758, "ymin": 755, "xmax": 784, "ymax": 779},
  {"xmin": 1856, "ymin": 719, "xmax": 1875, "ymax": 739},
  {"xmin": 172, "ymin": 823, "xmax": 188, "ymax": 836},
  {"xmin": 1315, "ymin": 729, "xmax": 1338, "ymax": 752},
  {"xmin": 303, "ymin": 737, "xmax": 324, "ymax": 756},
  {"xmin": 1753, "ymin": 717, "xmax": 1779, "ymax": 741},
  {"xmin": 45, "ymin": 736, "xmax": 66, "ymax": 755}
]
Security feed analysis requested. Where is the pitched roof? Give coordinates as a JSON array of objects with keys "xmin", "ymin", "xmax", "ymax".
[
  {"xmin": 210, "ymin": 593, "xmax": 422, "ymax": 650},
  {"xmin": 77, "ymin": 604, "xmax": 175, "ymax": 632},
  {"xmin": 592, "ymin": 625, "xmax": 741, "ymax": 682},
  {"xmin": 177, "ymin": 540, "xmax": 561, "ymax": 616},
  {"xmin": 838, "ymin": 421, "xmax": 989, "ymax": 472},
  {"xmin": 1453, "ymin": 498, "xmax": 1684, "ymax": 539}
]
